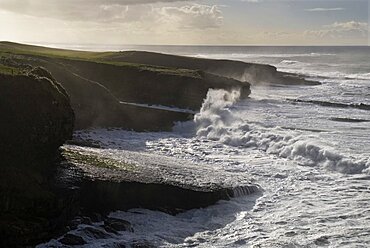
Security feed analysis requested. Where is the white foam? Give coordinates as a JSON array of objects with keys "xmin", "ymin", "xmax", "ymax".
[
  {"xmin": 190, "ymin": 53, "xmax": 336, "ymax": 60},
  {"xmin": 192, "ymin": 89, "xmax": 370, "ymax": 174},
  {"xmin": 120, "ymin": 101, "xmax": 196, "ymax": 114},
  {"xmin": 275, "ymin": 62, "xmax": 370, "ymax": 80}
]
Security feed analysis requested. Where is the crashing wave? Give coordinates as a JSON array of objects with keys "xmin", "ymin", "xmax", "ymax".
[{"xmin": 194, "ymin": 89, "xmax": 370, "ymax": 174}]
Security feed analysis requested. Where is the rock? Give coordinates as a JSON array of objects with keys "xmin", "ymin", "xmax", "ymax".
[
  {"xmin": 0, "ymin": 69, "xmax": 76, "ymax": 247},
  {"xmin": 105, "ymin": 50, "xmax": 320, "ymax": 86},
  {"xmin": 1, "ymin": 43, "xmax": 251, "ymax": 130},
  {"xmin": 315, "ymin": 236, "xmax": 330, "ymax": 246},
  {"xmin": 131, "ymin": 240, "xmax": 156, "ymax": 248},
  {"xmin": 69, "ymin": 216, "xmax": 93, "ymax": 229},
  {"xmin": 110, "ymin": 242, "xmax": 127, "ymax": 248},
  {"xmin": 60, "ymin": 146, "xmax": 261, "ymax": 215},
  {"xmin": 57, "ymin": 58, "xmax": 251, "ymax": 110},
  {"xmin": 104, "ymin": 217, "xmax": 134, "ymax": 232},
  {"xmin": 90, "ymin": 213, "xmax": 104, "ymax": 223},
  {"xmin": 59, "ymin": 233, "xmax": 86, "ymax": 246},
  {"xmin": 103, "ymin": 225, "xmax": 119, "ymax": 235},
  {"xmin": 82, "ymin": 227, "xmax": 112, "ymax": 239},
  {"xmin": 0, "ymin": 71, "xmax": 74, "ymax": 164},
  {"xmin": 14, "ymin": 56, "xmax": 194, "ymax": 130}
]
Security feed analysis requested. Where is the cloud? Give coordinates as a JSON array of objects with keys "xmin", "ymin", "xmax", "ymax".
[
  {"xmin": 159, "ymin": 5, "xmax": 223, "ymax": 29},
  {"xmin": 324, "ymin": 21, "xmax": 367, "ymax": 29},
  {"xmin": 0, "ymin": 0, "xmax": 224, "ymax": 30},
  {"xmin": 305, "ymin": 8, "xmax": 344, "ymax": 12},
  {"xmin": 0, "ymin": 0, "xmax": 188, "ymax": 21},
  {"xmin": 91, "ymin": 4, "xmax": 224, "ymax": 29},
  {"xmin": 240, "ymin": 0, "xmax": 261, "ymax": 2},
  {"xmin": 304, "ymin": 21, "xmax": 368, "ymax": 40}
]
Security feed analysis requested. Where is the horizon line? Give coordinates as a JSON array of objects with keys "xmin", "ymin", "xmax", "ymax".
[{"xmin": 3, "ymin": 41, "xmax": 369, "ymax": 48}]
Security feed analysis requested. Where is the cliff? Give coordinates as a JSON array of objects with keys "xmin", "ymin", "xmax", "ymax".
[
  {"xmin": 0, "ymin": 68, "xmax": 74, "ymax": 164},
  {"xmin": 59, "ymin": 144, "xmax": 260, "ymax": 215},
  {"xmin": 0, "ymin": 68, "xmax": 75, "ymax": 247},
  {"xmin": 104, "ymin": 50, "xmax": 320, "ymax": 85},
  {"xmin": 0, "ymin": 42, "xmax": 251, "ymax": 130},
  {"xmin": 0, "ymin": 43, "xmax": 263, "ymax": 246}
]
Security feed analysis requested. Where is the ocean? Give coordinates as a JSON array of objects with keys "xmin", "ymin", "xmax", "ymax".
[{"xmin": 39, "ymin": 46, "xmax": 370, "ymax": 247}]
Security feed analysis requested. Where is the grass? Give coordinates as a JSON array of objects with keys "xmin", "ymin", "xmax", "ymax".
[
  {"xmin": 0, "ymin": 41, "xmax": 112, "ymax": 60},
  {"xmin": 0, "ymin": 64, "xmax": 22, "ymax": 75},
  {"xmin": 62, "ymin": 147, "xmax": 136, "ymax": 171},
  {"xmin": 0, "ymin": 41, "xmax": 202, "ymax": 78},
  {"xmin": 101, "ymin": 60, "xmax": 202, "ymax": 78}
]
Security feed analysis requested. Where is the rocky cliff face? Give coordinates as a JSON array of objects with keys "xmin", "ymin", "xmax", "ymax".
[
  {"xmin": 56, "ymin": 58, "xmax": 251, "ymax": 110},
  {"xmin": 0, "ymin": 69, "xmax": 75, "ymax": 247},
  {"xmin": 106, "ymin": 51, "xmax": 320, "ymax": 86},
  {"xmin": 0, "ymin": 69, "xmax": 74, "ymax": 164},
  {"xmin": 7, "ymin": 55, "xmax": 248, "ymax": 130}
]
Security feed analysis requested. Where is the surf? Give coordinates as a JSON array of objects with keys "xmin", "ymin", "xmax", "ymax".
[{"xmin": 192, "ymin": 89, "xmax": 370, "ymax": 174}]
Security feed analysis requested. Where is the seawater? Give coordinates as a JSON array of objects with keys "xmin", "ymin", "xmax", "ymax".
[{"xmin": 39, "ymin": 46, "xmax": 370, "ymax": 247}]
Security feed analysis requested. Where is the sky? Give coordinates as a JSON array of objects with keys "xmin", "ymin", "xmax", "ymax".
[{"xmin": 0, "ymin": 0, "xmax": 369, "ymax": 46}]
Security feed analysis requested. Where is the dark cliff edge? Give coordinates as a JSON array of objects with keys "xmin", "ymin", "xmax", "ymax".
[
  {"xmin": 0, "ymin": 69, "xmax": 75, "ymax": 247},
  {"xmin": 104, "ymin": 50, "xmax": 321, "ymax": 86}
]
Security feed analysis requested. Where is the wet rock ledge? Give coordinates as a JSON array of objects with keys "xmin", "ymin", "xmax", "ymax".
[{"xmin": 59, "ymin": 145, "xmax": 260, "ymax": 216}]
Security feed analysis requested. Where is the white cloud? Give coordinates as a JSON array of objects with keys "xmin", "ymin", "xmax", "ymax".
[
  {"xmin": 304, "ymin": 21, "xmax": 368, "ymax": 40},
  {"xmin": 0, "ymin": 0, "xmax": 188, "ymax": 21},
  {"xmin": 305, "ymin": 8, "xmax": 344, "ymax": 12},
  {"xmin": 159, "ymin": 5, "xmax": 223, "ymax": 29},
  {"xmin": 0, "ymin": 0, "xmax": 223, "ymax": 30},
  {"xmin": 324, "ymin": 21, "xmax": 367, "ymax": 30}
]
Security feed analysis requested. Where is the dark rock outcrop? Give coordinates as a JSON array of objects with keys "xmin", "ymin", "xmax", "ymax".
[
  {"xmin": 59, "ymin": 233, "xmax": 87, "ymax": 246},
  {"xmin": 0, "ymin": 70, "xmax": 76, "ymax": 247},
  {"xmin": 4, "ymin": 55, "xmax": 193, "ymax": 130},
  {"xmin": 0, "ymin": 70, "xmax": 74, "ymax": 164},
  {"xmin": 106, "ymin": 51, "xmax": 320, "ymax": 86},
  {"xmin": 104, "ymin": 217, "xmax": 134, "ymax": 233}
]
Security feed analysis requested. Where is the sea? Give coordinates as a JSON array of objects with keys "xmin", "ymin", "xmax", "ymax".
[{"xmin": 38, "ymin": 46, "xmax": 370, "ymax": 247}]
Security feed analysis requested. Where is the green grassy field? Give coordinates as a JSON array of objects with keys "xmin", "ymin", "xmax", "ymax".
[
  {"xmin": 0, "ymin": 41, "xmax": 110, "ymax": 59},
  {"xmin": 0, "ymin": 41, "xmax": 201, "ymax": 78}
]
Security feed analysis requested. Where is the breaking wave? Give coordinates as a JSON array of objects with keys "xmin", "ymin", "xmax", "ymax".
[
  {"xmin": 194, "ymin": 89, "xmax": 370, "ymax": 174},
  {"xmin": 192, "ymin": 53, "xmax": 336, "ymax": 59},
  {"xmin": 276, "ymin": 61, "xmax": 370, "ymax": 80}
]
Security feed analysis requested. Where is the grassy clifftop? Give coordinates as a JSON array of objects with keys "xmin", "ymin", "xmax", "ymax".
[
  {"xmin": 0, "ymin": 41, "xmax": 111, "ymax": 59},
  {"xmin": 0, "ymin": 42, "xmax": 251, "ymax": 130},
  {"xmin": 103, "ymin": 50, "xmax": 320, "ymax": 86}
]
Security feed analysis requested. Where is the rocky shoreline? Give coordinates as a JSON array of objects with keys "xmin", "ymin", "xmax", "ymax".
[
  {"xmin": 59, "ymin": 144, "xmax": 260, "ymax": 214},
  {"xmin": 0, "ymin": 42, "xmax": 318, "ymax": 247}
]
